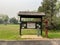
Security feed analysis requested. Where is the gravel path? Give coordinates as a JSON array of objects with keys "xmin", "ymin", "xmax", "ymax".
[
  {"xmin": 0, "ymin": 39, "xmax": 60, "ymax": 45},
  {"xmin": 0, "ymin": 35, "xmax": 60, "ymax": 45}
]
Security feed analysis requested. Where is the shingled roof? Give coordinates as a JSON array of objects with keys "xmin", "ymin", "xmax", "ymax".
[{"xmin": 18, "ymin": 11, "xmax": 45, "ymax": 16}]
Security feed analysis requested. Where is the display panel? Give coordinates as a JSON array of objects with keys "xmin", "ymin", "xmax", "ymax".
[{"xmin": 27, "ymin": 23, "xmax": 36, "ymax": 28}]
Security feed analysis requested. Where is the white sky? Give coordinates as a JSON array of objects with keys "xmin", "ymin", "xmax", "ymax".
[{"xmin": 0, "ymin": 0, "xmax": 42, "ymax": 18}]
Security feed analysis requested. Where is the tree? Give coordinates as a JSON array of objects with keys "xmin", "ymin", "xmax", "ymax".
[
  {"xmin": 3, "ymin": 15, "xmax": 9, "ymax": 25},
  {"xmin": 0, "ymin": 19, "xmax": 4, "ymax": 24},
  {"xmin": 56, "ymin": 0, "xmax": 60, "ymax": 16},
  {"xmin": 10, "ymin": 17, "xmax": 18, "ymax": 24},
  {"xmin": 38, "ymin": 0, "xmax": 58, "ymax": 29},
  {"xmin": 0, "ymin": 15, "xmax": 9, "ymax": 24},
  {"xmin": 38, "ymin": 6, "xmax": 44, "ymax": 12},
  {"xmin": 38, "ymin": 0, "xmax": 57, "ymax": 20}
]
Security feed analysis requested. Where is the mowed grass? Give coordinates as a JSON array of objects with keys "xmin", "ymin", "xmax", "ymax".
[
  {"xmin": 0, "ymin": 24, "xmax": 60, "ymax": 40},
  {"xmin": 0, "ymin": 24, "xmax": 37, "ymax": 40},
  {"xmin": 42, "ymin": 30, "xmax": 60, "ymax": 38},
  {"xmin": 0, "ymin": 24, "xmax": 19, "ymax": 40},
  {"xmin": 48, "ymin": 30, "xmax": 60, "ymax": 38}
]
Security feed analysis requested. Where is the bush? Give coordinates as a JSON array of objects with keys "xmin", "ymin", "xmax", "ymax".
[
  {"xmin": 0, "ymin": 19, "xmax": 4, "ymax": 24},
  {"xmin": 9, "ymin": 17, "xmax": 18, "ymax": 24}
]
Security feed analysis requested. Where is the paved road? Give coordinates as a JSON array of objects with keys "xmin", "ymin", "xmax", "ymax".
[{"xmin": 0, "ymin": 39, "xmax": 60, "ymax": 45}]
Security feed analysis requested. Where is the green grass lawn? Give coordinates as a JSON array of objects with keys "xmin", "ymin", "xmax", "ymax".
[
  {"xmin": 0, "ymin": 24, "xmax": 37, "ymax": 40},
  {"xmin": 48, "ymin": 31, "xmax": 60, "ymax": 38},
  {"xmin": 0, "ymin": 24, "xmax": 60, "ymax": 40},
  {"xmin": 0, "ymin": 24, "xmax": 19, "ymax": 40},
  {"xmin": 42, "ymin": 30, "xmax": 60, "ymax": 38}
]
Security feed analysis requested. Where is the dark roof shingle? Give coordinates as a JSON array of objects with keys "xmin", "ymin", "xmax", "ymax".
[{"xmin": 18, "ymin": 11, "xmax": 45, "ymax": 16}]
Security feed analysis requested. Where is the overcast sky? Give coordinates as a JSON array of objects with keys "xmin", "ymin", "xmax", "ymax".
[{"xmin": 0, "ymin": 0, "xmax": 42, "ymax": 18}]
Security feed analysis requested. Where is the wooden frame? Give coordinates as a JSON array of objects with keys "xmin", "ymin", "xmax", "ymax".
[{"xmin": 18, "ymin": 11, "xmax": 45, "ymax": 36}]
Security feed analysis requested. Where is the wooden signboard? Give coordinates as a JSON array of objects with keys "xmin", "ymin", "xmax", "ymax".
[{"xmin": 27, "ymin": 23, "xmax": 36, "ymax": 28}]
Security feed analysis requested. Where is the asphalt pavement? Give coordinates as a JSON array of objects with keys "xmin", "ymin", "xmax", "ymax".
[{"xmin": 0, "ymin": 39, "xmax": 60, "ymax": 45}]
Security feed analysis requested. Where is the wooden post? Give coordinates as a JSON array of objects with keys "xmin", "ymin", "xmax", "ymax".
[
  {"xmin": 45, "ymin": 19, "xmax": 48, "ymax": 37},
  {"xmin": 41, "ymin": 17, "xmax": 42, "ymax": 36},
  {"xmin": 20, "ymin": 16, "xmax": 22, "ymax": 35}
]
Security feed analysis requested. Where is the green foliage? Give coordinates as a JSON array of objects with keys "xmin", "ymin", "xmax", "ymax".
[
  {"xmin": 4, "ymin": 15, "xmax": 9, "ymax": 25},
  {"xmin": 10, "ymin": 17, "xmax": 18, "ymax": 24},
  {"xmin": 22, "ymin": 18, "xmax": 41, "ymax": 22},
  {"xmin": 38, "ymin": 0, "xmax": 60, "ymax": 29},
  {"xmin": 0, "ymin": 14, "xmax": 18, "ymax": 24},
  {"xmin": 0, "ymin": 14, "xmax": 9, "ymax": 24},
  {"xmin": 38, "ymin": 0, "xmax": 57, "ymax": 16},
  {"xmin": 3, "ymin": 15, "xmax": 9, "ymax": 22},
  {"xmin": 0, "ymin": 19, "xmax": 4, "ymax": 24},
  {"xmin": 54, "ymin": 16, "xmax": 60, "ymax": 30},
  {"xmin": 38, "ymin": 6, "xmax": 44, "ymax": 12}
]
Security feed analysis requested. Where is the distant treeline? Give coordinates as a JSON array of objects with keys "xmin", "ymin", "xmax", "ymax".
[{"xmin": 0, "ymin": 15, "xmax": 18, "ymax": 24}]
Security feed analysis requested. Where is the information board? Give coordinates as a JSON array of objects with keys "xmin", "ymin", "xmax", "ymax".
[{"xmin": 27, "ymin": 23, "xmax": 36, "ymax": 28}]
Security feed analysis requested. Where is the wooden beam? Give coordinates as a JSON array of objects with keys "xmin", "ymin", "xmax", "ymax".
[
  {"xmin": 41, "ymin": 17, "xmax": 42, "ymax": 36},
  {"xmin": 20, "ymin": 16, "xmax": 22, "ymax": 35}
]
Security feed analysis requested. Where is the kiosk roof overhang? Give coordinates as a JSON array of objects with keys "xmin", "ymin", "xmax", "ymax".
[{"xmin": 18, "ymin": 11, "xmax": 45, "ymax": 18}]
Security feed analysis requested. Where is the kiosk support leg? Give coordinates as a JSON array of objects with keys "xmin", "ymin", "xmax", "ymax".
[
  {"xmin": 20, "ymin": 16, "xmax": 22, "ymax": 35},
  {"xmin": 41, "ymin": 17, "xmax": 42, "ymax": 36}
]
